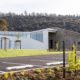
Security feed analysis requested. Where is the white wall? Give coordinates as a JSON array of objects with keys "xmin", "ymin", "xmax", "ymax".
[
  {"xmin": 21, "ymin": 30, "xmax": 48, "ymax": 50},
  {"xmin": 0, "ymin": 28, "xmax": 57, "ymax": 50},
  {"xmin": 0, "ymin": 30, "xmax": 49, "ymax": 50}
]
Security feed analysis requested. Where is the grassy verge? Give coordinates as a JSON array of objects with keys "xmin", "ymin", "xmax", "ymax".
[{"xmin": 0, "ymin": 49, "xmax": 72, "ymax": 58}]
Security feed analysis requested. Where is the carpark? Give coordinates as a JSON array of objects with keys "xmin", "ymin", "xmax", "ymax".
[{"xmin": 0, "ymin": 54, "xmax": 63, "ymax": 73}]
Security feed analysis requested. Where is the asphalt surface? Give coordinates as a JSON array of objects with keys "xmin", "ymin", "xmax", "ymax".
[
  {"xmin": 1, "ymin": 52, "xmax": 80, "ymax": 73},
  {"xmin": 0, "ymin": 54, "xmax": 65, "ymax": 73},
  {"xmin": 0, "ymin": 51, "xmax": 80, "ymax": 74}
]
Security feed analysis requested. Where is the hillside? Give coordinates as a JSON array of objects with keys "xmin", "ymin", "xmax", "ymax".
[{"xmin": 0, "ymin": 12, "xmax": 80, "ymax": 32}]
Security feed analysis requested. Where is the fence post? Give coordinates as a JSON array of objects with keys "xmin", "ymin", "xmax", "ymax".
[{"xmin": 63, "ymin": 40, "xmax": 66, "ymax": 78}]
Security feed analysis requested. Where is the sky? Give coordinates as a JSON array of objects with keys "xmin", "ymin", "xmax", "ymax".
[{"xmin": 0, "ymin": 0, "xmax": 80, "ymax": 15}]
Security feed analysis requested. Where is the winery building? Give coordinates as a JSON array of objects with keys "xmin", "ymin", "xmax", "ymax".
[{"xmin": 0, "ymin": 28, "xmax": 80, "ymax": 50}]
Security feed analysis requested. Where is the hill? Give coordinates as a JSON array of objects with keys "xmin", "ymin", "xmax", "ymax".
[{"xmin": 0, "ymin": 12, "xmax": 80, "ymax": 32}]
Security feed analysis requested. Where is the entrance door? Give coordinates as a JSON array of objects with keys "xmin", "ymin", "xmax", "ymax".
[
  {"xmin": 49, "ymin": 40, "xmax": 53, "ymax": 49},
  {"xmin": 48, "ymin": 32, "xmax": 57, "ymax": 50}
]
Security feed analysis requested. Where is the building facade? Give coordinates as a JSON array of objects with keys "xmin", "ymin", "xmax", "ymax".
[{"xmin": 0, "ymin": 28, "xmax": 80, "ymax": 50}]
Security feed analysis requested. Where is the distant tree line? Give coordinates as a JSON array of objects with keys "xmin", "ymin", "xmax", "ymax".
[{"xmin": 0, "ymin": 12, "xmax": 80, "ymax": 32}]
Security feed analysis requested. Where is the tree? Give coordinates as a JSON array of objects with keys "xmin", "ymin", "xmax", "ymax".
[
  {"xmin": 0, "ymin": 19, "xmax": 8, "ymax": 31},
  {"xmin": 0, "ymin": 19, "xmax": 9, "ymax": 50}
]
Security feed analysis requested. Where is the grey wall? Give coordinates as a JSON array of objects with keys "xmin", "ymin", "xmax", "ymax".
[{"xmin": 56, "ymin": 28, "xmax": 80, "ymax": 50}]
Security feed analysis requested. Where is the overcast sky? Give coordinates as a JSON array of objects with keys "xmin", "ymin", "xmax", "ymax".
[{"xmin": 0, "ymin": 0, "xmax": 80, "ymax": 15}]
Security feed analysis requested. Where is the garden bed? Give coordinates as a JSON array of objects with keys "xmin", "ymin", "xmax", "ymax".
[{"xmin": 0, "ymin": 67, "xmax": 80, "ymax": 80}]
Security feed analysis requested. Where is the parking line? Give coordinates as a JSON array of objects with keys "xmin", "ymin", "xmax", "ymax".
[
  {"xmin": 0, "ymin": 71, "xmax": 6, "ymax": 74},
  {"xmin": 6, "ymin": 64, "xmax": 34, "ymax": 70},
  {"xmin": 46, "ymin": 61, "xmax": 63, "ymax": 66}
]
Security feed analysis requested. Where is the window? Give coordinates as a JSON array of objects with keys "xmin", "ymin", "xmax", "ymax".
[{"xmin": 30, "ymin": 31, "xmax": 43, "ymax": 42}]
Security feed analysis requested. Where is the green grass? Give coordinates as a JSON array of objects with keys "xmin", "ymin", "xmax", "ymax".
[{"xmin": 0, "ymin": 49, "xmax": 72, "ymax": 58}]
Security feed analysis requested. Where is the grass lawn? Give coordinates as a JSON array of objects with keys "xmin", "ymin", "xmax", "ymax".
[{"xmin": 0, "ymin": 49, "xmax": 72, "ymax": 58}]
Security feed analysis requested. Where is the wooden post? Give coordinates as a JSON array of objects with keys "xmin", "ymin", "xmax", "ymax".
[{"xmin": 63, "ymin": 40, "xmax": 66, "ymax": 78}]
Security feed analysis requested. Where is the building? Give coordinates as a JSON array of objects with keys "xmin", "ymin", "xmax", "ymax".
[{"xmin": 0, "ymin": 28, "xmax": 80, "ymax": 50}]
